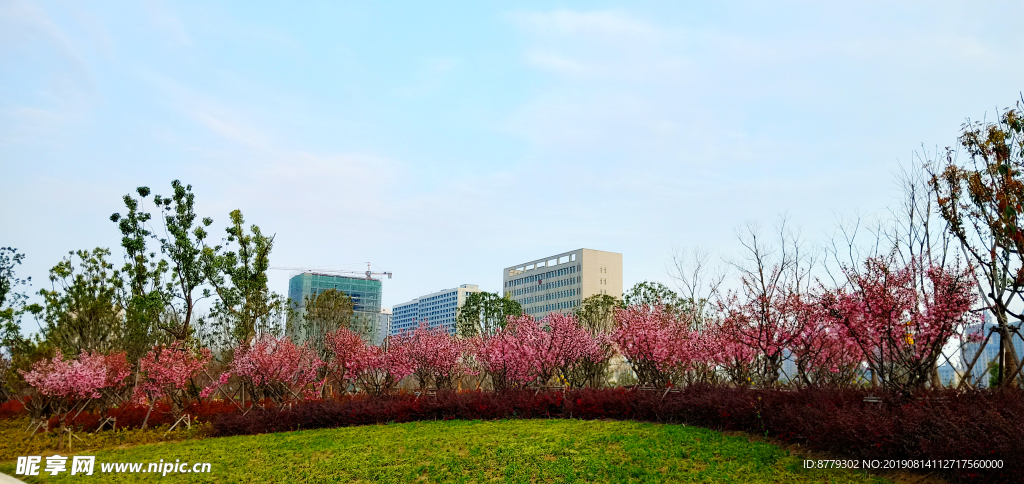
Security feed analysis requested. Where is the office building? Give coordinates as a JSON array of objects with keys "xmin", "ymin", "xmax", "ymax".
[
  {"xmin": 287, "ymin": 272, "xmax": 384, "ymax": 344},
  {"xmin": 503, "ymin": 248, "xmax": 623, "ymax": 318},
  {"xmin": 937, "ymin": 363, "xmax": 960, "ymax": 387},
  {"xmin": 960, "ymin": 312, "xmax": 1024, "ymax": 387},
  {"xmin": 390, "ymin": 284, "xmax": 483, "ymax": 336},
  {"xmin": 374, "ymin": 308, "xmax": 392, "ymax": 346}
]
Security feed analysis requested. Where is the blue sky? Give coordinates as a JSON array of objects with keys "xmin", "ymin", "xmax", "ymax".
[{"xmin": 3, "ymin": 1, "xmax": 1024, "ymax": 330}]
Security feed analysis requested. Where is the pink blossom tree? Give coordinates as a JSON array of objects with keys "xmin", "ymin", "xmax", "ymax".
[
  {"xmin": 474, "ymin": 313, "xmax": 615, "ymax": 391},
  {"xmin": 611, "ymin": 305, "xmax": 704, "ymax": 388},
  {"xmin": 702, "ymin": 325, "xmax": 755, "ymax": 386},
  {"xmin": 785, "ymin": 302, "xmax": 865, "ymax": 388},
  {"xmin": 226, "ymin": 335, "xmax": 324, "ymax": 405},
  {"xmin": 715, "ymin": 260, "xmax": 815, "ymax": 387},
  {"xmin": 392, "ymin": 320, "xmax": 468, "ymax": 391},
  {"xmin": 20, "ymin": 350, "xmax": 130, "ymax": 424},
  {"xmin": 820, "ymin": 256, "xmax": 976, "ymax": 392},
  {"xmin": 347, "ymin": 338, "xmax": 414, "ymax": 395},
  {"xmin": 474, "ymin": 316, "xmax": 543, "ymax": 391},
  {"xmin": 136, "ymin": 342, "xmax": 211, "ymax": 426},
  {"xmin": 428, "ymin": 332, "xmax": 471, "ymax": 391},
  {"xmin": 544, "ymin": 313, "xmax": 606, "ymax": 389},
  {"xmin": 323, "ymin": 325, "xmax": 366, "ymax": 396}
]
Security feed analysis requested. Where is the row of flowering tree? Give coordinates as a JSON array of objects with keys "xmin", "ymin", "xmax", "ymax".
[
  {"xmin": 13, "ymin": 254, "xmax": 980, "ymax": 427},
  {"xmin": 323, "ymin": 253, "xmax": 975, "ymax": 395}
]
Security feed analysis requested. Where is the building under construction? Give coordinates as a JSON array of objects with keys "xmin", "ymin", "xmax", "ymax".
[{"xmin": 287, "ymin": 271, "xmax": 386, "ymax": 345}]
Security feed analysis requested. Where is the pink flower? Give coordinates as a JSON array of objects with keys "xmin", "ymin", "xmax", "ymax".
[
  {"xmin": 20, "ymin": 349, "xmax": 129, "ymax": 400},
  {"xmin": 391, "ymin": 321, "xmax": 469, "ymax": 389},
  {"xmin": 227, "ymin": 335, "xmax": 324, "ymax": 403},
  {"xmin": 138, "ymin": 342, "xmax": 212, "ymax": 400}
]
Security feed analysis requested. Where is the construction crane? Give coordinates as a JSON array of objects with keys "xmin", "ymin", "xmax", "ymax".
[{"xmin": 270, "ymin": 262, "xmax": 393, "ymax": 280}]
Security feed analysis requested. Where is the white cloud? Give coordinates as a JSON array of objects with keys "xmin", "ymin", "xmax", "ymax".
[
  {"xmin": 190, "ymin": 109, "xmax": 271, "ymax": 150},
  {"xmin": 138, "ymin": 72, "xmax": 275, "ymax": 150},
  {"xmin": 524, "ymin": 51, "xmax": 598, "ymax": 76},
  {"xmin": 508, "ymin": 10, "xmax": 663, "ymax": 41},
  {"xmin": 0, "ymin": 1, "xmax": 97, "ymax": 144}
]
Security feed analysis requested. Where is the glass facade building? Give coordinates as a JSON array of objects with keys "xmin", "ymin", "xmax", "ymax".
[{"xmin": 287, "ymin": 272, "xmax": 384, "ymax": 344}]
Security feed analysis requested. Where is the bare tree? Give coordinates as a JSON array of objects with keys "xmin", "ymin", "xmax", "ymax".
[
  {"xmin": 886, "ymin": 158, "xmax": 971, "ymax": 388},
  {"xmin": 668, "ymin": 246, "xmax": 726, "ymax": 331},
  {"xmin": 719, "ymin": 216, "xmax": 818, "ymax": 387}
]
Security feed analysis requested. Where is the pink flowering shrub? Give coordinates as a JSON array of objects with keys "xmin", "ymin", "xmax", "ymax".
[
  {"xmin": 474, "ymin": 317, "xmax": 544, "ymax": 391},
  {"xmin": 785, "ymin": 305, "xmax": 866, "ymax": 388},
  {"xmin": 136, "ymin": 342, "xmax": 212, "ymax": 417},
  {"xmin": 226, "ymin": 335, "xmax": 325, "ymax": 405},
  {"xmin": 474, "ymin": 314, "xmax": 606, "ymax": 391},
  {"xmin": 544, "ymin": 313, "xmax": 606, "ymax": 389},
  {"xmin": 717, "ymin": 288, "xmax": 808, "ymax": 386},
  {"xmin": 347, "ymin": 338, "xmax": 415, "ymax": 396},
  {"xmin": 819, "ymin": 256, "xmax": 976, "ymax": 392},
  {"xmin": 19, "ymin": 350, "xmax": 130, "ymax": 420},
  {"xmin": 323, "ymin": 326, "xmax": 366, "ymax": 395},
  {"xmin": 199, "ymin": 372, "xmax": 231, "ymax": 400},
  {"xmin": 612, "ymin": 305, "xmax": 706, "ymax": 388},
  {"xmin": 392, "ymin": 321, "xmax": 470, "ymax": 390}
]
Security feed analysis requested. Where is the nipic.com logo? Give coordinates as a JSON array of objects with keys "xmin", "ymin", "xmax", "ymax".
[
  {"xmin": 15, "ymin": 455, "xmax": 212, "ymax": 477},
  {"xmin": 16, "ymin": 455, "xmax": 94, "ymax": 476}
]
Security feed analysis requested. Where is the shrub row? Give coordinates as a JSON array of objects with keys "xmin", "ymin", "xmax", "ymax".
[
  {"xmin": 212, "ymin": 386, "xmax": 1023, "ymax": 483},
  {"xmin": 37, "ymin": 399, "xmax": 244, "ymax": 432}
]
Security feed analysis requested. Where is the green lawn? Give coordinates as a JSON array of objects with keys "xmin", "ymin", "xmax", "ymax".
[{"xmin": 1, "ymin": 419, "xmax": 890, "ymax": 483}]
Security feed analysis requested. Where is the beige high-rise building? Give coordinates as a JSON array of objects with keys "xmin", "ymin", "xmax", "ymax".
[{"xmin": 503, "ymin": 248, "xmax": 623, "ymax": 318}]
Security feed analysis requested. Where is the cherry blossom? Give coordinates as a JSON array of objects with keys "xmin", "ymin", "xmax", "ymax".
[
  {"xmin": 392, "ymin": 320, "xmax": 469, "ymax": 390},
  {"xmin": 346, "ymin": 337, "xmax": 414, "ymax": 395},
  {"xmin": 227, "ymin": 335, "xmax": 324, "ymax": 404}
]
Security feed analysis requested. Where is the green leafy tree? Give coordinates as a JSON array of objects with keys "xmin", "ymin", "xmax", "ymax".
[
  {"xmin": 456, "ymin": 292, "xmax": 522, "ymax": 337},
  {"xmin": 1, "ymin": 248, "xmax": 32, "ymax": 354},
  {"xmin": 928, "ymin": 104, "xmax": 1024, "ymax": 387},
  {"xmin": 988, "ymin": 358, "xmax": 1002, "ymax": 389},
  {"xmin": 0, "ymin": 248, "xmax": 45, "ymax": 401},
  {"xmin": 151, "ymin": 180, "xmax": 213, "ymax": 341},
  {"xmin": 0, "ymin": 248, "xmax": 29, "ymax": 313},
  {"xmin": 575, "ymin": 294, "xmax": 620, "ymax": 335},
  {"xmin": 110, "ymin": 187, "xmax": 167, "ymax": 359},
  {"xmin": 203, "ymin": 210, "xmax": 284, "ymax": 348},
  {"xmin": 298, "ymin": 289, "xmax": 355, "ymax": 360},
  {"xmin": 623, "ymin": 281, "xmax": 691, "ymax": 320},
  {"xmin": 37, "ymin": 248, "xmax": 126, "ymax": 355}
]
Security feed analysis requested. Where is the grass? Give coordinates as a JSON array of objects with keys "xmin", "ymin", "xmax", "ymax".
[{"xmin": 0, "ymin": 419, "xmax": 891, "ymax": 483}]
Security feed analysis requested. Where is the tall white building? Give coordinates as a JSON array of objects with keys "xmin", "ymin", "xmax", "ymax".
[
  {"xmin": 390, "ymin": 284, "xmax": 482, "ymax": 336},
  {"xmin": 503, "ymin": 248, "xmax": 623, "ymax": 318},
  {"xmin": 373, "ymin": 308, "xmax": 392, "ymax": 346}
]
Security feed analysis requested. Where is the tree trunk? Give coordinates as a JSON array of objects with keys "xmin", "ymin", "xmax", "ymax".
[
  {"xmin": 140, "ymin": 397, "xmax": 156, "ymax": 430},
  {"xmin": 997, "ymin": 313, "xmax": 1020, "ymax": 387}
]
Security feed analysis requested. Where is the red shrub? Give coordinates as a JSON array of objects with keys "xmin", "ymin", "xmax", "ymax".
[{"xmin": 0, "ymin": 399, "xmax": 26, "ymax": 419}]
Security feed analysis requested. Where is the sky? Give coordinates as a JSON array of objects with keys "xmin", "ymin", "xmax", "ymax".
[{"xmin": 3, "ymin": 1, "xmax": 1024, "ymax": 333}]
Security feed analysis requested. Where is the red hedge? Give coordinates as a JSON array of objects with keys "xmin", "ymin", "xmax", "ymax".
[{"xmin": 0, "ymin": 399, "xmax": 25, "ymax": 420}]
